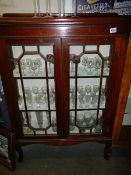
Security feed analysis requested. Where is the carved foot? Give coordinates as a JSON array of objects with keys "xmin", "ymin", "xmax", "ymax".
[
  {"xmin": 16, "ymin": 147, "xmax": 24, "ymax": 162},
  {"xmin": 104, "ymin": 145, "xmax": 112, "ymax": 160}
]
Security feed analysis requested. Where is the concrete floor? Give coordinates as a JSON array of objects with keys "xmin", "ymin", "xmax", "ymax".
[{"xmin": 0, "ymin": 142, "xmax": 131, "ymax": 175}]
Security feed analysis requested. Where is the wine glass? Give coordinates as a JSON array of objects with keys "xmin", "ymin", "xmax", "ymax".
[
  {"xmin": 51, "ymin": 116, "xmax": 57, "ymax": 132},
  {"xmin": 91, "ymin": 94, "xmax": 98, "ymax": 108},
  {"xmin": 87, "ymin": 58, "xmax": 94, "ymax": 75},
  {"xmin": 92, "ymin": 85, "xmax": 99, "ymax": 95},
  {"xmin": 85, "ymin": 94, "xmax": 91, "ymax": 108},
  {"xmin": 82, "ymin": 56, "xmax": 87, "ymax": 73},
  {"xmin": 76, "ymin": 114, "xmax": 86, "ymax": 127},
  {"xmin": 84, "ymin": 112, "xmax": 95, "ymax": 128},
  {"xmin": 104, "ymin": 59, "xmax": 110, "ymax": 75},
  {"xmin": 18, "ymin": 95, "xmax": 23, "ymax": 109},
  {"xmin": 13, "ymin": 60, "xmax": 19, "ymax": 77},
  {"xmin": 26, "ymin": 58, "xmax": 32, "ymax": 76},
  {"xmin": 50, "ymin": 88, "xmax": 55, "ymax": 109},
  {"xmin": 36, "ymin": 112, "xmax": 43, "ymax": 128},
  {"xmin": 30, "ymin": 60, "xmax": 37, "ymax": 76},
  {"xmin": 20, "ymin": 60, "xmax": 26, "ymax": 76},
  {"xmin": 85, "ymin": 85, "xmax": 91, "ymax": 95},
  {"xmin": 24, "ymin": 87, "xmax": 32, "ymax": 108},
  {"xmin": 42, "ymin": 88, "xmax": 48, "ymax": 108},
  {"xmin": 94, "ymin": 57, "xmax": 101, "ymax": 76},
  {"xmin": 94, "ymin": 124, "xmax": 102, "ymax": 134},
  {"xmin": 70, "ymin": 86, "xmax": 75, "ymax": 108}
]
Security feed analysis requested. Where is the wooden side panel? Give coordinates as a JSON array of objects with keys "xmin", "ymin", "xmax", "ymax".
[{"xmin": 112, "ymin": 36, "xmax": 131, "ymax": 145}]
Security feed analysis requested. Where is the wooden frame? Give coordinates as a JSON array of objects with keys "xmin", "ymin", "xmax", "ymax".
[
  {"xmin": 113, "ymin": 35, "xmax": 131, "ymax": 147},
  {"xmin": 0, "ymin": 128, "xmax": 15, "ymax": 170}
]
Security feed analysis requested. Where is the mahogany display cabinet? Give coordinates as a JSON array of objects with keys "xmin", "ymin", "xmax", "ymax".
[{"xmin": 0, "ymin": 15, "xmax": 130, "ymax": 165}]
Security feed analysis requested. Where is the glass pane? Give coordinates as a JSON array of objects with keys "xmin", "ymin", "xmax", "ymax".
[
  {"xmin": 10, "ymin": 45, "xmax": 57, "ymax": 136},
  {"xmin": 69, "ymin": 44, "xmax": 113, "ymax": 135}
]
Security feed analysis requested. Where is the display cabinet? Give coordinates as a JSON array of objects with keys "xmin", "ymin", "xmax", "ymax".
[{"xmin": 0, "ymin": 15, "xmax": 130, "ymax": 165}]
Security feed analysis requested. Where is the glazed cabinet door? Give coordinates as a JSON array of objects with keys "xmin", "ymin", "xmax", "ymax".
[
  {"xmin": 0, "ymin": 38, "xmax": 62, "ymax": 138},
  {"xmin": 62, "ymin": 36, "xmax": 129, "ymax": 137}
]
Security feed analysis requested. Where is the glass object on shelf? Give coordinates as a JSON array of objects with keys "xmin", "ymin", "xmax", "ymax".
[
  {"xmin": 17, "ymin": 79, "xmax": 56, "ymax": 111},
  {"xmin": 69, "ymin": 45, "xmax": 112, "ymax": 77},
  {"xmin": 10, "ymin": 45, "xmax": 54, "ymax": 78},
  {"xmin": 22, "ymin": 111, "xmax": 57, "ymax": 136},
  {"xmin": 69, "ymin": 110, "xmax": 103, "ymax": 135}
]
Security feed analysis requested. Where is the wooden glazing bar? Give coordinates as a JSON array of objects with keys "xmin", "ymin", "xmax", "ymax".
[
  {"xmin": 18, "ymin": 59, "xmax": 30, "ymax": 127},
  {"xmin": 45, "ymin": 61, "xmax": 52, "ymax": 125}
]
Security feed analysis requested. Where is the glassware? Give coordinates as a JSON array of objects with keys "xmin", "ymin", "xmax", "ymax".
[
  {"xmin": 72, "ymin": 0, "xmax": 77, "ymax": 17},
  {"xmin": 82, "ymin": 56, "xmax": 87, "ymax": 73},
  {"xmin": 24, "ymin": 87, "xmax": 32, "ymax": 108},
  {"xmin": 13, "ymin": 60, "xmax": 19, "ymax": 77},
  {"xmin": 51, "ymin": 117, "xmax": 57, "ymax": 132},
  {"xmin": 76, "ymin": 114, "xmax": 86, "ymax": 127},
  {"xmin": 87, "ymin": 58, "xmax": 94, "ymax": 74},
  {"xmin": 70, "ymin": 86, "xmax": 75, "ymax": 108},
  {"xmin": 85, "ymin": 85, "xmax": 91, "ymax": 95},
  {"xmin": 26, "ymin": 58, "xmax": 32, "ymax": 76},
  {"xmin": 84, "ymin": 112, "xmax": 95, "ymax": 128},
  {"xmin": 94, "ymin": 57, "xmax": 101, "ymax": 76},
  {"xmin": 85, "ymin": 94, "xmax": 91, "ymax": 108},
  {"xmin": 92, "ymin": 85, "xmax": 99, "ymax": 95},
  {"xmin": 70, "ymin": 60, "xmax": 74, "ymax": 75},
  {"xmin": 94, "ymin": 124, "xmax": 102, "ymax": 134},
  {"xmin": 18, "ymin": 95, "xmax": 23, "ymax": 109},
  {"xmin": 45, "ymin": 0, "xmax": 52, "ymax": 17},
  {"xmin": 104, "ymin": 59, "xmax": 110, "ymax": 75},
  {"xmin": 36, "ymin": 112, "xmax": 43, "ymax": 128},
  {"xmin": 91, "ymin": 95, "xmax": 98, "ymax": 108},
  {"xmin": 42, "ymin": 88, "xmax": 48, "ymax": 107},
  {"xmin": 20, "ymin": 60, "xmax": 26, "ymax": 76},
  {"xmin": 33, "ymin": 0, "xmax": 37, "ymax": 17},
  {"xmin": 50, "ymin": 88, "xmax": 55, "ymax": 109}
]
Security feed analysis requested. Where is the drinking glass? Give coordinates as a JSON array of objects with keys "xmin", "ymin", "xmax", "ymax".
[
  {"xmin": 104, "ymin": 59, "xmax": 110, "ymax": 75},
  {"xmin": 91, "ymin": 95, "xmax": 98, "ymax": 108},
  {"xmin": 36, "ymin": 112, "xmax": 43, "ymax": 128},
  {"xmin": 87, "ymin": 58, "xmax": 94, "ymax": 74},
  {"xmin": 51, "ymin": 117, "xmax": 57, "ymax": 132},
  {"xmin": 70, "ymin": 86, "xmax": 75, "ymax": 108},
  {"xmin": 14, "ymin": 60, "xmax": 19, "ymax": 77},
  {"xmin": 24, "ymin": 87, "xmax": 32, "ymax": 108},
  {"xmin": 84, "ymin": 112, "xmax": 95, "ymax": 128},
  {"xmin": 94, "ymin": 124, "xmax": 102, "ymax": 134},
  {"xmin": 18, "ymin": 95, "xmax": 23, "ymax": 109},
  {"xmin": 92, "ymin": 85, "xmax": 99, "ymax": 95},
  {"xmin": 20, "ymin": 60, "xmax": 26, "ymax": 76},
  {"xmin": 26, "ymin": 58, "xmax": 32, "ymax": 76},
  {"xmin": 76, "ymin": 114, "xmax": 86, "ymax": 127},
  {"xmin": 85, "ymin": 94, "xmax": 91, "ymax": 108},
  {"xmin": 82, "ymin": 56, "xmax": 87, "ymax": 73},
  {"xmin": 94, "ymin": 57, "xmax": 101, "ymax": 75},
  {"xmin": 85, "ymin": 85, "xmax": 91, "ymax": 95},
  {"xmin": 30, "ymin": 60, "xmax": 37, "ymax": 76}
]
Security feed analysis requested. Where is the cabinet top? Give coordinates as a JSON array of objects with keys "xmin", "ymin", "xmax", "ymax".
[
  {"xmin": 0, "ymin": 15, "xmax": 131, "ymax": 26},
  {"xmin": 0, "ymin": 15, "xmax": 130, "ymax": 37}
]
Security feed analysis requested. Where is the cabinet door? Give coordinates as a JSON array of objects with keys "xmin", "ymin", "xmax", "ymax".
[
  {"xmin": 0, "ymin": 38, "xmax": 62, "ymax": 138},
  {"xmin": 62, "ymin": 36, "xmax": 128, "ymax": 137}
]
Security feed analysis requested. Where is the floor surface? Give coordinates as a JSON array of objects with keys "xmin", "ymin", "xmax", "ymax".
[{"xmin": 0, "ymin": 143, "xmax": 131, "ymax": 175}]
